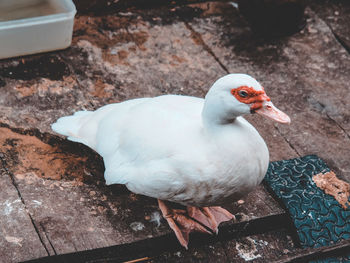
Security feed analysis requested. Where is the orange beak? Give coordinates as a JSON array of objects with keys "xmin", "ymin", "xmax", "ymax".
[{"xmin": 255, "ymin": 101, "xmax": 291, "ymax": 124}]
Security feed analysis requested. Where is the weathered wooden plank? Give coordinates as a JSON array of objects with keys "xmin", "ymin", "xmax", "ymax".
[
  {"xmin": 310, "ymin": 0, "xmax": 350, "ymax": 52},
  {"xmin": 23, "ymin": 233, "xmax": 229, "ymax": 263},
  {"xmin": 22, "ymin": 211, "xmax": 290, "ymax": 263},
  {"xmin": 25, "ymin": 230, "xmax": 350, "ymax": 263},
  {"xmin": 63, "ymin": 13, "xmax": 226, "ymax": 100},
  {"xmin": 152, "ymin": 228, "xmax": 349, "ymax": 262},
  {"xmin": 0, "ymin": 159, "xmax": 48, "ymax": 262},
  {"xmin": 308, "ymin": 1, "xmax": 350, "ymax": 135},
  {"xmin": 188, "ymin": 4, "xmax": 350, "ymax": 182},
  {"xmin": 24, "ymin": 220, "xmax": 293, "ymax": 263}
]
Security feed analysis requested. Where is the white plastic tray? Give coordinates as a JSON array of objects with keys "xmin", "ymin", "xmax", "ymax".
[{"xmin": 0, "ymin": 0, "xmax": 76, "ymax": 59}]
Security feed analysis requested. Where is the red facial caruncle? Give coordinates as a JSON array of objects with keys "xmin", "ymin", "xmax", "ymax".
[{"xmin": 231, "ymin": 86, "xmax": 271, "ymax": 112}]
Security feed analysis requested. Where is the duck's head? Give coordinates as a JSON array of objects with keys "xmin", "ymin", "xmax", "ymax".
[{"xmin": 203, "ymin": 74, "xmax": 290, "ymax": 125}]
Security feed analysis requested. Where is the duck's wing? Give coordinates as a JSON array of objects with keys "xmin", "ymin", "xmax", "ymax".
[
  {"xmin": 95, "ymin": 95, "xmax": 205, "ymax": 194},
  {"xmin": 53, "ymin": 95, "xmax": 206, "ymax": 192}
]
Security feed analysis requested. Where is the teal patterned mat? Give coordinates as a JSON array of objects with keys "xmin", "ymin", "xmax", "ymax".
[{"xmin": 264, "ymin": 155, "xmax": 350, "ymax": 261}]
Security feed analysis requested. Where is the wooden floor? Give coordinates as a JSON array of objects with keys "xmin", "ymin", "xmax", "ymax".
[{"xmin": 0, "ymin": 0, "xmax": 349, "ymax": 262}]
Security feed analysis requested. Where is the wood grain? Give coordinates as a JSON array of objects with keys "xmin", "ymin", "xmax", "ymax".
[{"xmin": 0, "ymin": 159, "xmax": 48, "ymax": 262}]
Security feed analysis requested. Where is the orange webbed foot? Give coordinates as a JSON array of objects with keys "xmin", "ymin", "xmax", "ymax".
[{"xmin": 158, "ymin": 200, "xmax": 235, "ymax": 249}]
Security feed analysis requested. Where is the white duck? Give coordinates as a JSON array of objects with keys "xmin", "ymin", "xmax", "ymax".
[{"xmin": 52, "ymin": 74, "xmax": 290, "ymax": 248}]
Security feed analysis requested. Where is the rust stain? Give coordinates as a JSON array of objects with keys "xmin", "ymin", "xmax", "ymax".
[
  {"xmin": 0, "ymin": 127, "xmax": 87, "ymax": 182},
  {"xmin": 14, "ymin": 76, "xmax": 77, "ymax": 98},
  {"xmin": 102, "ymin": 49, "xmax": 130, "ymax": 66},
  {"xmin": 171, "ymin": 55, "xmax": 187, "ymax": 63},
  {"xmin": 188, "ymin": 2, "xmax": 235, "ymax": 17},
  {"xmin": 117, "ymin": 50, "xmax": 129, "ymax": 60},
  {"xmin": 91, "ymin": 79, "xmax": 114, "ymax": 98},
  {"xmin": 188, "ymin": 28, "xmax": 203, "ymax": 46},
  {"xmin": 15, "ymin": 85, "xmax": 36, "ymax": 98},
  {"xmin": 313, "ymin": 171, "xmax": 350, "ymax": 209}
]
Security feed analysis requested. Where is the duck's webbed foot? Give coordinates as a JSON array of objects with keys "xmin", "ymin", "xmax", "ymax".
[
  {"xmin": 157, "ymin": 200, "xmax": 235, "ymax": 249},
  {"xmin": 187, "ymin": 206, "xmax": 235, "ymax": 234},
  {"xmin": 157, "ymin": 199, "xmax": 211, "ymax": 249}
]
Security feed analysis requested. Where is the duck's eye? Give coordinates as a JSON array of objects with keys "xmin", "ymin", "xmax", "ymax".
[{"xmin": 238, "ymin": 90, "xmax": 248, "ymax": 98}]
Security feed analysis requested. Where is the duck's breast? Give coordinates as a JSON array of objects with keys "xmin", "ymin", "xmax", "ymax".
[{"xmin": 174, "ymin": 117, "xmax": 269, "ymax": 206}]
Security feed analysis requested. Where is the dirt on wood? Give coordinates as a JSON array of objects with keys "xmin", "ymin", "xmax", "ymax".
[
  {"xmin": 0, "ymin": 126, "xmax": 104, "ymax": 184},
  {"xmin": 73, "ymin": 15, "xmax": 149, "ymax": 65}
]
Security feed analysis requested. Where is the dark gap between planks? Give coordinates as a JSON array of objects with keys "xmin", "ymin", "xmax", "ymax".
[{"xmin": 23, "ymin": 214, "xmax": 290, "ymax": 263}]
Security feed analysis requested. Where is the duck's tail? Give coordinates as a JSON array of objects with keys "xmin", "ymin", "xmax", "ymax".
[{"xmin": 51, "ymin": 110, "xmax": 96, "ymax": 149}]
